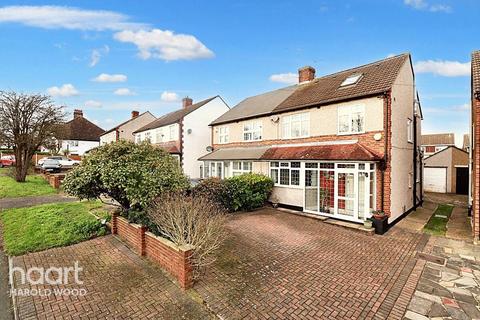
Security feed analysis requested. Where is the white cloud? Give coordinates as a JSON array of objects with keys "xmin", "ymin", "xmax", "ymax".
[
  {"xmin": 0, "ymin": 5, "xmax": 146, "ymax": 30},
  {"xmin": 47, "ymin": 84, "xmax": 79, "ymax": 97},
  {"xmin": 414, "ymin": 60, "xmax": 470, "ymax": 77},
  {"xmin": 404, "ymin": 0, "xmax": 451, "ymax": 12},
  {"xmin": 161, "ymin": 91, "xmax": 179, "ymax": 102},
  {"xmin": 114, "ymin": 88, "xmax": 135, "ymax": 96},
  {"xmin": 114, "ymin": 29, "xmax": 214, "ymax": 61},
  {"xmin": 85, "ymin": 100, "xmax": 102, "ymax": 108},
  {"xmin": 89, "ymin": 45, "xmax": 109, "ymax": 67},
  {"xmin": 269, "ymin": 73, "xmax": 298, "ymax": 85},
  {"xmin": 92, "ymin": 73, "xmax": 127, "ymax": 83}
]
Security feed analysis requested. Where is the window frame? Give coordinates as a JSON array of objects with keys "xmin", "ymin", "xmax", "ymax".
[
  {"xmin": 218, "ymin": 126, "xmax": 229, "ymax": 144},
  {"xmin": 243, "ymin": 121, "xmax": 263, "ymax": 141},
  {"xmin": 337, "ymin": 104, "xmax": 365, "ymax": 135},
  {"xmin": 231, "ymin": 161, "xmax": 252, "ymax": 176},
  {"xmin": 282, "ymin": 112, "xmax": 310, "ymax": 139},
  {"xmin": 270, "ymin": 161, "xmax": 301, "ymax": 188}
]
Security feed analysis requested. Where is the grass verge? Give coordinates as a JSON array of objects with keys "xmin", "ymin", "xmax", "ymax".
[
  {"xmin": 0, "ymin": 175, "xmax": 56, "ymax": 198},
  {"xmin": 0, "ymin": 201, "xmax": 108, "ymax": 256},
  {"xmin": 423, "ymin": 204, "xmax": 454, "ymax": 236}
]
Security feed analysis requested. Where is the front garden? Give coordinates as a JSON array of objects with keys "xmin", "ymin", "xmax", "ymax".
[
  {"xmin": 1, "ymin": 201, "xmax": 108, "ymax": 256},
  {"xmin": 0, "ymin": 173, "xmax": 56, "ymax": 198}
]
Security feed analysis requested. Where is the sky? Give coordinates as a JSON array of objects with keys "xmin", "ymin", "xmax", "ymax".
[{"xmin": 0, "ymin": 0, "xmax": 476, "ymax": 146}]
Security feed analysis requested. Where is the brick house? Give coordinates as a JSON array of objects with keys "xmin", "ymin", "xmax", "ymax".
[
  {"xmin": 421, "ymin": 133, "xmax": 455, "ymax": 157},
  {"xmin": 100, "ymin": 111, "xmax": 156, "ymax": 145},
  {"xmin": 200, "ymin": 54, "xmax": 423, "ymax": 224},
  {"xmin": 133, "ymin": 96, "xmax": 229, "ymax": 180},
  {"xmin": 470, "ymin": 50, "xmax": 480, "ymax": 241}
]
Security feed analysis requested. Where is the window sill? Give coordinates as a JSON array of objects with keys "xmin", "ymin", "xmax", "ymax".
[
  {"xmin": 273, "ymin": 184, "xmax": 303, "ymax": 189},
  {"xmin": 337, "ymin": 131, "xmax": 365, "ymax": 136}
]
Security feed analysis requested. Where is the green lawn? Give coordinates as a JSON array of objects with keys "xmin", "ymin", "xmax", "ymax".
[
  {"xmin": 0, "ymin": 201, "xmax": 108, "ymax": 256},
  {"xmin": 0, "ymin": 175, "xmax": 56, "ymax": 198},
  {"xmin": 423, "ymin": 204, "xmax": 454, "ymax": 236}
]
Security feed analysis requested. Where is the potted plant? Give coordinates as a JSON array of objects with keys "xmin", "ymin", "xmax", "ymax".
[
  {"xmin": 270, "ymin": 195, "xmax": 279, "ymax": 208},
  {"xmin": 371, "ymin": 210, "xmax": 389, "ymax": 235},
  {"xmin": 363, "ymin": 219, "xmax": 373, "ymax": 229}
]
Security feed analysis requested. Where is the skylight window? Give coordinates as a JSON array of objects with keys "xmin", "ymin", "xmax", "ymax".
[{"xmin": 340, "ymin": 73, "xmax": 363, "ymax": 87}]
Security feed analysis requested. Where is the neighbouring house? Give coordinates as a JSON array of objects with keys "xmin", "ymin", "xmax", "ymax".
[
  {"xmin": 463, "ymin": 133, "xmax": 470, "ymax": 152},
  {"xmin": 55, "ymin": 109, "xmax": 105, "ymax": 156},
  {"xmin": 421, "ymin": 133, "xmax": 455, "ymax": 157},
  {"xmin": 100, "ymin": 111, "xmax": 156, "ymax": 145},
  {"xmin": 424, "ymin": 146, "xmax": 468, "ymax": 194},
  {"xmin": 133, "ymin": 96, "xmax": 229, "ymax": 179},
  {"xmin": 470, "ymin": 50, "xmax": 480, "ymax": 241},
  {"xmin": 200, "ymin": 53, "xmax": 423, "ymax": 225}
]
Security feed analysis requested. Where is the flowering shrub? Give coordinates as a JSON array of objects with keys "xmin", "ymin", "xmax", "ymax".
[{"xmin": 63, "ymin": 140, "xmax": 189, "ymax": 211}]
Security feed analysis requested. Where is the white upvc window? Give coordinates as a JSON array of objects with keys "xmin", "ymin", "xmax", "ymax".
[
  {"xmin": 407, "ymin": 119, "xmax": 413, "ymax": 143},
  {"xmin": 282, "ymin": 112, "xmax": 310, "ymax": 139},
  {"xmin": 270, "ymin": 161, "xmax": 300, "ymax": 187},
  {"xmin": 232, "ymin": 161, "xmax": 252, "ymax": 176},
  {"xmin": 338, "ymin": 105, "xmax": 365, "ymax": 134},
  {"xmin": 243, "ymin": 121, "xmax": 262, "ymax": 141},
  {"xmin": 156, "ymin": 128, "xmax": 164, "ymax": 143},
  {"xmin": 218, "ymin": 126, "xmax": 229, "ymax": 144},
  {"xmin": 135, "ymin": 134, "xmax": 141, "ymax": 143},
  {"xmin": 144, "ymin": 132, "xmax": 151, "ymax": 142},
  {"xmin": 168, "ymin": 124, "xmax": 177, "ymax": 141}
]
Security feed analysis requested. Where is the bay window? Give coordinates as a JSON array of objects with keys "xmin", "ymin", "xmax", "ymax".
[
  {"xmin": 338, "ymin": 105, "xmax": 365, "ymax": 134},
  {"xmin": 243, "ymin": 121, "xmax": 262, "ymax": 141},
  {"xmin": 282, "ymin": 113, "xmax": 310, "ymax": 139}
]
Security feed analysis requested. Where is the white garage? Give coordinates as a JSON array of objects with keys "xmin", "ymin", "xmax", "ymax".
[{"xmin": 424, "ymin": 167, "xmax": 447, "ymax": 193}]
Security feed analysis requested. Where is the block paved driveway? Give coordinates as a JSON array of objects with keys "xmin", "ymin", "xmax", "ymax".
[
  {"xmin": 195, "ymin": 208, "xmax": 428, "ymax": 320},
  {"xmin": 11, "ymin": 236, "xmax": 211, "ymax": 320}
]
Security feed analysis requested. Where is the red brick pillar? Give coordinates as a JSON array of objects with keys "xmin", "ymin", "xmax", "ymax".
[
  {"xmin": 52, "ymin": 176, "xmax": 60, "ymax": 189},
  {"xmin": 111, "ymin": 212, "xmax": 118, "ymax": 234},
  {"xmin": 139, "ymin": 226, "xmax": 146, "ymax": 256},
  {"xmin": 177, "ymin": 245, "xmax": 194, "ymax": 289}
]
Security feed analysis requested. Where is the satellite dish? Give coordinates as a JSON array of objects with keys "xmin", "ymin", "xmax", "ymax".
[{"xmin": 206, "ymin": 146, "xmax": 213, "ymax": 152}]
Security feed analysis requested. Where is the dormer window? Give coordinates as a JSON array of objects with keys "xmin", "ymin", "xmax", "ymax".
[{"xmin": 340, "ymin": 73, "xmax": 363, "ymax": 87}]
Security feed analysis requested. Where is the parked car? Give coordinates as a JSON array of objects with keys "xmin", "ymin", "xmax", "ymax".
[
  {"xmin": 38, "ymin": 156, "xmax": 80, "ymax": 167},
  {"xmin": 0, "ymin": 155, "xmax": 15, "ymax": 167},
  {"xmin": 41, "ymin": 159, "xmax": 62, "ymax": 173}
]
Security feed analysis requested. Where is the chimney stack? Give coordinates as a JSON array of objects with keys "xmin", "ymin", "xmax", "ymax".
[
  {"xmin": 73, "ymin": 109, "xmax": 83, "ymax": 119},
  {"xmin": 182, "ymin": 97, "xmax": 193, "ymax": 109},
  {"xmin": 131, "ymin": 110, "xmax": 139, "ymax": 119},
  {"xmin": 298, "ymin": 66, "xmax": 316, "ymax": 83}
]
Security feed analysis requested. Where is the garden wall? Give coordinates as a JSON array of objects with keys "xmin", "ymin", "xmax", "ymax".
[{"xmin": 111, "ymin": 213, "xmax": 194, "ymax": 289}]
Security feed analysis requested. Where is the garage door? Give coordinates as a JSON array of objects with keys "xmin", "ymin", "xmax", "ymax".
[{"xmin": 424, "ymin": 167, "xmax": 447, "ymax": 193}]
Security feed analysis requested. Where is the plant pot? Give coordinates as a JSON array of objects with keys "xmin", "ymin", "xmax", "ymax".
[
  {"xmin": 372, "ymin": 216, "xmax": 389, "ymax": 235},
  {"xmin": 363, "ymin": 220, "xmax": 373, "ymax": 229}
]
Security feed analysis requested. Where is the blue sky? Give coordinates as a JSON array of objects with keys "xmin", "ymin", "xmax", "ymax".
[{"xmin": 0, "ymin": 0, "xmax": 476, "ymax": 146}]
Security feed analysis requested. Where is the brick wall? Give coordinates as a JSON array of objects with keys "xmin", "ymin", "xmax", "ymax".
[
  {"xmin": 111, "ymin": 214, "xmax": 194, "ymax": 289},
  {"xmin": 42, "ymin": 173, "xmax": 66, "ymax": 189}
]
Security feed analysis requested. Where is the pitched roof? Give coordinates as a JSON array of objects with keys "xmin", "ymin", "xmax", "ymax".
[
  {"xmin": 135, "ymin": 96, "xmax": 218, "ymax": 133},
  {"xmin": 210, "ymin": 54, "xmax": 410, "ymax": 125},
  {"xmin": 102, "ymin": 112, "xmax": 155, "ymax": 136},
  {"xmin": 260, "ymin": 143, "xmax": 381, "ymax": 161},
  {"xmin": 198, "ymin": 146, "xmax": 269, "ymax": 161},
  {"xmin": 210, "ymin": 86, "xmax": 297, "ymax": 125},
  {"xmin": 59, "ymin": 116, "xmax": 105, "ymax": 141},
  {"xmin": 421, "ymin": 133, "xmax": 455, "ymax": 146},
  {"xmin": 473, "ymin": 51, "xmax": 480, "ymax": 98}
]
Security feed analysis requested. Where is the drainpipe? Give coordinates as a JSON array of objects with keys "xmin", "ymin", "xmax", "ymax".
[{"xmin": 413, "ymin": 102, "xmax": 418, "ymax": 208}]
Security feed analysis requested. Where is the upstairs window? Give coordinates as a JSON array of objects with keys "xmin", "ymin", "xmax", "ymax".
[
  {"xmin": 168, "ymin": 124, "xmax": 177, "ymax": 141},
  {"xmin": 338, "ymin": 105, "xmax": 365, "ymax": 134},
  {"xmin": 243, "ymin": 121, "xmax": 262, "ymax": 141},
  {"xmin": 340, "ymin": 74, "xmax": 363, "ymax": 87},
  {"xmin": 218, "ymin": 126, "xmax": 229, "ymax": 144},
  {"xmin": 282, "ymin": 113, "xmax": 310, "ymax": 139}
]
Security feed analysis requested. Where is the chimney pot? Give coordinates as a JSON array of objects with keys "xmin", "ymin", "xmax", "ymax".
[
  {"xmin": 182, "ymin": 97, "xmax": 193, "ymax": 109},
  {"xmin": 131, "ymin": 111, "xmax": 139, "ymax": 119},
  {"xmin": 73, "ymin": 109, "xmax": 83, "ymax": 119},
  {"xmin": 298, "ymin": 66, "xmax": 316, "ymax": 83}
]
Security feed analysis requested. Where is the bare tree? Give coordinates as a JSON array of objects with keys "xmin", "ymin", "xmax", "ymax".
[{"xmin": 0, "ymin": 91, "xmax": 66, "ymax": 182}]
